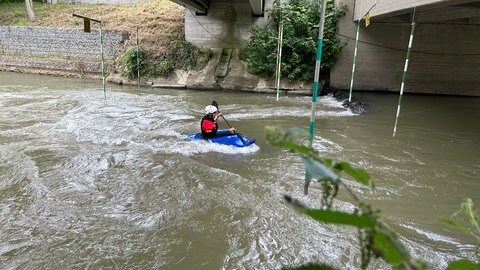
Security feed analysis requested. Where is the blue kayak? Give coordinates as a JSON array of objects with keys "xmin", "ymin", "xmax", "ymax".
[{"xmin": 186, "ymin": 129, "xmax": 256, "ymax": 147}]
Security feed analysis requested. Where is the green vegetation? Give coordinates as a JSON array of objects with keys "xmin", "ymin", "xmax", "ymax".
[
  {"xmin": 149, "ymin": 59, "xmax": 175, "ymax": 77},
  {"xmin": 219, "ymin": 48, "xmax": 233, "ymax": 63},
  {"xmin": 441, "ymin": 198, "xmax": 480, "ymax": 262},
  {"xmin": 123, "ymin": 46, "xmax": 146, "ymax": 79},
  {"xmin": 265, "ymin": 126, "xmax": 480, "ymax": 270},
  {"xmin": 166, "ymin": 34, "xmax": 211, "ymax": 71},
  {"xmin": 122, "ymin": 33, "xmax": 210, "ymax": 78},
  {"xmin": 242, "ymin": 0, "xmax": 345, "ymax": 81}
]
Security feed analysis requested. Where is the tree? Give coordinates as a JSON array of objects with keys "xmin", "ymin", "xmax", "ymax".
[{"xmin": 25, "ymin": 0, "xmax": 35, "ymax": 21}]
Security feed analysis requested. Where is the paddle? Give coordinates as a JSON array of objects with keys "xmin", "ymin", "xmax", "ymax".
[{"xmin": 212, "ymin": 100, "xmax": 247, "ymax": 146}]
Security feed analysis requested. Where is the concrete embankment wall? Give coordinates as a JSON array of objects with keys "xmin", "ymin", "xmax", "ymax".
[
  {"xmin": 331, "ymin": 0, "xmax": 480, "ymax": 97},
  {"xmin": 0, "ymin": 26, "xmax": 128, "ymax": 77}
]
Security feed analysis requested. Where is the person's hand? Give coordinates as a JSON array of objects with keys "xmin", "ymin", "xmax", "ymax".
[
  {"xmin": 229, "ymin": 127, "xmax": 236, "ymax": 133},
  {"xmin": 217, "ymin": 112, "xmax": 223, "ymax": 117}
]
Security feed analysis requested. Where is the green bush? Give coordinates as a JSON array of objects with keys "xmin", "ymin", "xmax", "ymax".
[
  {"xmin": 123, "ymin": 46, "xmax": 147, "ymax": 79},
  {"xmin": 242, "ymin": 0, "xmax": 345, "ymax": 81},
  {"xmin": 150, "ymin": 59, "xmax": 175, "ymax": 77}
]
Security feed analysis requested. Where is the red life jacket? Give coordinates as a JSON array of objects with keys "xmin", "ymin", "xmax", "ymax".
[{"xmin": 201, "ymin": 116, "xmax": 218, "ymax": 138}]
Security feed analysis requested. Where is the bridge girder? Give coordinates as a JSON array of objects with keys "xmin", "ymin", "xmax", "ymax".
[
  {"xmin": 355, "ymin": 0, "xmax": 480, "ymax": 24},
  {"xmin": 170, "ymin": 0, "xmax": 263, "ymax": 16},
  {"xmin": 170, "ymin": 0, "xmax": 208, "ymax": 14}
]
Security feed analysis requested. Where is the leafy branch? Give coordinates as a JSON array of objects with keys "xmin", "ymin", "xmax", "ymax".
[
  {"xmin": 441, "ymin": 198, "xmax": 480, "ymax": 269},
  {"xmin": 265, "ymin": 126, "xmax": 479, "ymax": 270}
]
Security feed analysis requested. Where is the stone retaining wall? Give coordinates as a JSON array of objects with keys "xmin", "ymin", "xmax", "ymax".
[{"xmin": 0, "ymin": 26, "xmax": 128, "ymax": 76}]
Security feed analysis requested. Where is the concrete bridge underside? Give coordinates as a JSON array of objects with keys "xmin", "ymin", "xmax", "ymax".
[
  {"xmin": 332, "ymin": 0, "xmax": 480, "ymax": 96},
  {"xmin": 177, "ymin": 0, "xmax": 480, "ymax": 96},
  {"xmin": 170, "ymin": 0, "xmax": 264, "ymax": 15}
]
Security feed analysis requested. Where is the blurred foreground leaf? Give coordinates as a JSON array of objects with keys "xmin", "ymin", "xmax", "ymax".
[{"xmin": 446, "ymin": 259, "xmax": 480, "ymax": 270}]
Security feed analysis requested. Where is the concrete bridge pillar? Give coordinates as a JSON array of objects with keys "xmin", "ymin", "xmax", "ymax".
[{"xmin": 185, "ymin": 0, "xmax": 273, "ymax": 48}]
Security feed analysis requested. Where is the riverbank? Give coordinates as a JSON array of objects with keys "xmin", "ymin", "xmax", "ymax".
[
  {"xmin": 107, "ymin": 48, "xmax": 314, "ymax": 95},
  {"xmin": 0, "ymin": 1, "xmax": 317, "ymax": 96}
]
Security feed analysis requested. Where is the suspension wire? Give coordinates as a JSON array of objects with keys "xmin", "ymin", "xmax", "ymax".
[{"xmin": 336, "ymin": 32, "xmax": 480, "ymax": 56}]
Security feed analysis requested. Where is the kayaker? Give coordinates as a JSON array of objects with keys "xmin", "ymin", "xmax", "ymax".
[{"xmin": 201, "ymin": 105, "xmax": 235, "ymax": 138}]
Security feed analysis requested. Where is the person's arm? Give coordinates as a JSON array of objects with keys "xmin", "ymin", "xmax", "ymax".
[{"xmin": 215, "ymin": 112, "xmax": 234, "ymax": 133}]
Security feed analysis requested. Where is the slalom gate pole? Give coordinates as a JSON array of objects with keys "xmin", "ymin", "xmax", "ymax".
[
  {"xmin": 393, "ymin": 8, "xmax": 416, "ymax": 137},
  {"xmin": 348, "ymin": 21, "xmax": 360, "ymax": 103},
  {"xmin": 304, "ymin": 0, "xmax": 327, "ymax": 195},
  {"xmin": 348, "ymin": 0, "xmax": 376, "ymax": 103},
  {"xmin": 99, "ymin": 26, "xmax": 106, "ymax": 100},
  {"xmin": 276, "ymin": 20, "xmax": 284, "ymax": 101},
  {"xmin": 275, "ymin": 11, "xmax": 284, "ymax": 101},
  {"xmin": 136, "ymin": 26, "xmax": 140, "ymax": 89},
  {"xmin": 274, "ymin": 29, "xmax": 280, "ymax": 100}
]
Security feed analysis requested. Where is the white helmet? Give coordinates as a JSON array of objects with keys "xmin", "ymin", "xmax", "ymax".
[{"xmin": 204, "ymin": 105, "xmax": 217, "ymax": 114}]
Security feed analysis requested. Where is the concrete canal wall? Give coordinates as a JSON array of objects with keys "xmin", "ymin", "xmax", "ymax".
[{"xmin": 0, "ymin": 26, "xmax": 128, "ymax": 77}]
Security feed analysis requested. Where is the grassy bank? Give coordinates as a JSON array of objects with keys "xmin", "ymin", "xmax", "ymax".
[{"xmin": 0, "ymin": 0, "xmax": 210, "ymax": 78}]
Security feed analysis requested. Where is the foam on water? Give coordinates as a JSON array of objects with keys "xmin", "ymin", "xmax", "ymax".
[
  {"xmin": 215, "ymin": 95, "xmax": 355, "ymax": 120},
  {"xmin": 179, "ymin": 139, "xmax": 260, "ymax": 155},
  {"xmin": 400, "ymin": 222, "xmax": 458, "ymax": 245}
]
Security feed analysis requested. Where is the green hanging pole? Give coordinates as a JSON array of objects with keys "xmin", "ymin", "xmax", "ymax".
[
  {"xmin": 308, "ymin": 0, "xmax": 327, "ymax": 146},
  {"xmin": 305, "ymin": 0, "xmax": 327, "ymax": 195},
  {"xmin": 348, "ymin": 21, "xmax": 360, "ymax": 103},
  {"xmin": 275, "ymin": 10, "xmax": 284, "ymax": 101},
  {"xmin": 136, "ymin": 25, "xmax": 140, "ymax": 89},
  {"xmin": 99, "ymin": 26, "xmax": 106, "ymax": 100},
  {"xmin": 393, "ymin": 8, "xmax": 416, "ymax": 137},
  {"xmin": 348, "ymin": 0, "xmax": 375, "ymax": 103}
]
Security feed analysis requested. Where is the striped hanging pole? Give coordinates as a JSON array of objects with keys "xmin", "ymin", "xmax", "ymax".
[
  {"xmin": 275, "ymin": 11, "xmax": 284, "ymax": 101},
  {"xmin": 136, "ymin": 25, "xmax": 140, "ymax": 89},
  {"xmin": 99, "ymin": 26, "xmax": 106, "ymax": 100},
  {"xmin": 393, "ymin": 8, "xmax": 416, "ymax": 137},
  {"xmin": 274, "ymin": 30, "xmax": 280, "ymax": 99},
  {"xmin": 308, "ymin": 0, "xmax": 327, "ymax": 147},
  {"xmin": 348, "ymin": 0, "xmax": 376, "ymax": 103},
  {"xmin": 348, "ymin": 21, "xmax": 360, "ymax": 103},
  {"xmin": 276, "ymin": 21, "xmax": 284, "ymax": 101},
  {"xmin": 305, "ymin": 0, "xmax": 327, "ymax": 195}
]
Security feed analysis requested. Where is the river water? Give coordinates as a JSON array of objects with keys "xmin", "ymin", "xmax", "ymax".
[{"xmin": 0, "ymin": 72, "xmax": 479, "ymax": 269}]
